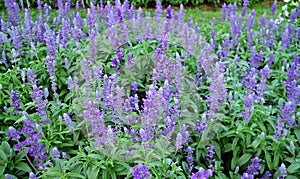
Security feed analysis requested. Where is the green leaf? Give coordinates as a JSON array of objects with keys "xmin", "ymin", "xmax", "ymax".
[
  {"xmin": 231, "ymin": 154, "xmax": 237, "ymax": 170},
  {"xmin": 237, "ymin": 154, "xmax": 252, "ymax": 166},
  {"xmin": 273, "ymin": 152, "xmax": 280, "ymax": 170},
  {"xmin": 248, "ymin": 140, "xmax": 260, "ymax": 149},
  {"xmin": 287, "ymin": 163, "xmax": 300, "ymax": 174},
  {"xmin": 232, "ymin": 138, "xmax": 239, "ymax": 151},
  {"xmin": 0, "ymin": 149, "xmax": 8, "ymax": 162},
  {"xmin": 0, "ymin": 165, "xmax": 5, "ymax": 175},
  {"xmin": 15, "ymin": 151, "xmax": 26, "ymax": 163},
  {"xmin": 286, "ymin": 175, "xmax": 298, "ymax": 179},
  {"xmin": 294, "ymin": 128, "xmax": 300, "ymax": 142},
  {"xmin": 265, "ymin": 151, "xmax": 273, "ymax": 170},
  {"xmin": 1, "ymin": 141, "xmax": 10, "ymax": 155},
  {"xmin": 87, "ymin": 166, "xmax": 100, "ymax": 179},
  {"xmin": 15, "ymin": 162, "xmax": 32, "ymax": 173},
  {"xmin": 66, "ymin": 172, "xmax": 85, "ymax": 179}
]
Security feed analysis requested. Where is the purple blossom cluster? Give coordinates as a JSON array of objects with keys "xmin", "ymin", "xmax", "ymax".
[
  {"xmin": 130, "ymin": 164, "xmax": 152, "ymax": 179},
  {"xmin": 27, "ymin": 69, "xmax": 49, "ymax": 124},
  {"xmin": 184, "ymin": 147, "xmax": 194, "ymax": 172},
  {"xmin": 191, "ymin": 168, "xmax": 213, "ymax": 179},
  {"xmin": 241, "ymin": 157, "xmax": 262, "ymax": 179},
  {"xmin": 206, "ymin": 146, "xmax": 215, "ymax": 169},
  {"xmin": 206, "ymin": 63, "xmax": 226, "ymax": 118},
  {"xmin": 195, "ymin": 113, "xmax": 208, "ymax": 134},
  {"xmin": 6, "ymin": 119, "xmax": 48, "ymax": 169},
  {"xmin": 10, "ymin": 91, "xmax": 21, "ymax": 114},
  {"xmin": 4, "ymin": 0, "xmax": 20, "ymax": 27}
]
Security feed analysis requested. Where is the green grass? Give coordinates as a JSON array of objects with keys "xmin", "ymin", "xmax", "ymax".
[{"xmin": 183, "ymin": 1, "xmax": 284, "ymax": 25}]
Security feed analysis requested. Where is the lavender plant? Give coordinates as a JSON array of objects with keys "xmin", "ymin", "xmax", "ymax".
[{"xmin": 0, "ymin": 0, "xmax": 299, "ymax": 178}]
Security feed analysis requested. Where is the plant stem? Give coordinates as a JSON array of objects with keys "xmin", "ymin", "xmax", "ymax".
[
  {"xmin": 165, "ymin": 149, "xmax": 177, "ymax": 174},
  {"xmin": 24, "ymin": 151, "xmax": 38, "ymax": 173}
]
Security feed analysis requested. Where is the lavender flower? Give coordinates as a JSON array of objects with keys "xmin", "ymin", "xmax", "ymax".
[
  {"xmin": 29, "ymin": 172, "xmax": 38, "ymax": 179},
  {"xmin": 63, "ymin": 113, "xmax": 74, "ymax": 131},
  {"xmin": 191, "ymin": 168, "xmax": 213, "ymax": 179},
  {"xmin": 131, "ymin": 82, "xmax": 139, "ymax": 94},
  {"xmin": 62, "ymin": 152, "xmax": 67, "ymax": 159},
  {"xmin": 206, "ymin": 146, "xmax": 215, "ymax": 169},
  {"xmin": 5, "ymin": 174, "xmax": 15, "ymax": 179},
  {"xmin": 195, "ymin": 113, "xmax": 208, "ymax": 134},
  {"xmin": 139, "ymin": 128, "xmax": 154, "ymax": 143},
  {"xmin": 175, "ymin": 132, "xmax": 184, "ymax": 150},
  {"xmin": 12, "ymin": 118, "xmax": 48, "ymax": 169},
  {"xmin": 242, "ymin": 157, "xmax": 262, "ymax": 177},
  {"xmin": 221, "ymin": 4, "xmax": 228, "ymax": 22},
  {"xmin": 261, "ymin": 171, "xmax": 272, "ymax": 179},
  {"xmin": 206, "ymin": 63, "xmax": 226, "ymax": 118},
  {"xmin": 165, "ymin": 5, "xmax": 173, "ymax": 20},
  {"xmin": 6, "ymin": 126, "xmax": 21, "ymax": 142},
  {"xmin": 130, "ymin": 164, "xmax": 151, "ymax": 179},
  {"xmin": 8, "ymin": 26, "xmax": 22, "ymax": 50},
  {"xmin": 155, "ymin": 1, "xmax": 163, "ymax": 21},
  {"xmin": 285, "ymin": 55, "xmax": 300, "ymax": 104},
  {"xmin": 245, "ymin": 11, "xmax": 256, "ymax": 32},
  {"xmin": 10, "ymin": 91, "xmax": 21, "ymax": 114},
  {"xmin": 242, "ymin": 92, "xmax": 256, "ymax": 123},
  {"xmin": 141, "ymin": 85, "xmax": 165, "ymax": 128},
  {"xmin": 44, "ymin": 24, "xmax": 58, "ymax": 94},
  {"xmin": 242, "ymin": 0, "xmax": 249, "ymax": 16},
  {"xmin": 242, "ymin": 68, "xmax": 258, "ymax": 91},
  {"xmin": 185, "ymin": 147, "xmax": 194, "ymax": 172},
  {"xmin": 279, "ymin": 164, "xmax": 287, "ymax": 178},
  {"xmin": 67, "ymin": 76, "xmax": 73, "ymax": 90},
  {"xmin": 271, "ymin": 1, "xmax": 277, "ymax": 17},
  {"xmin": 4, "ymin": 0, "xmax": 20, "ymax": 26},
  {"xmin": 52, "ymin": 147, "xmax": 60, "ymax": 159},
  {"xmin": 29, "ymin": 83, "xmax": 49, "ymax": 123},
  {"xmin": 274, "ymin": 120, "xmax": 288, "ymax": 139},
  {"xmin": 23, "ymin": 8, "xmax": 34, "ymax": 41},
  {"xmin": 257, "ymin": 65, "xmax": 271, "ymax": 101}
]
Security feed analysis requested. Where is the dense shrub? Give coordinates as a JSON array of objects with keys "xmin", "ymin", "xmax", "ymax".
[{"xmin": 0, "ymin": 0, "xmax": 299, "ymax": 178}]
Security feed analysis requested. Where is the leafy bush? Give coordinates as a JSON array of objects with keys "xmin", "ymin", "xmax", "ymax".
[{"xmin": 0, "ymin": 0, "xmax": 299, "ymax": 178}]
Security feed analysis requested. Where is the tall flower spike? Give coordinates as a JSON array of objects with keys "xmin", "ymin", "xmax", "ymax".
[
  {"xmin": 155, "ymin": 1, "xmax": 163, "ymax": 21},
  {"xmin": 206, "ymin": 63, "xmax": 226, "ymax": 118},
  {"xmin": 271, "ymin": 1, "xmax": 277, "ymax": 17},
  {"xmin": 241, "ymin": 0, "xmax": 249, "ymax": 16},
  {"xmin": 184, "ymin": 147, "xmax": 194, "ymax": 172}
]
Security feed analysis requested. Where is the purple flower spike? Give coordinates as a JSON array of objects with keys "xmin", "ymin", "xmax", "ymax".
[
  {"xmin": 242, "ymin": 157, "xmax": 262, "ymax": 178},
  {"xmin": 279, "ymin": 164, "xmax": 287, "ymax": 178},
  {"xmin": 6, "ymin": 126, "xmax": 21, "ymax": 142},
  {"xmin": 130, "ymin": 164, "xmax": 152, "ymax": 179},
  {"xmin": 52, "ymin": 147, "xmax": 60, "ymax": 159},
  {"xmin": 185, "ymin": 147, "xmax": 194, "ymax": 172},
  {"xmin": 191, "ymin": 168, "xmax": 213, "ymax": 179},
  {"xmin": 29, "ymin": 172, "xmax": 38, "ymax": 179}
]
